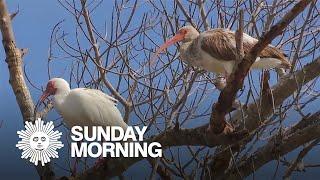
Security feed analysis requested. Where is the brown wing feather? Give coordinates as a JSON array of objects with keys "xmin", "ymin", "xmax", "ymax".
[
  {"xmin": 200, "ymin": 29, "xmax": 291, "ymax": 68},
  {"xmin": 260, "ymin": 46, "xmax": 291, "ymax": 68},
  {"xmin": 201, "ymin": 29, "xmax": 237, "ymax": 61}
]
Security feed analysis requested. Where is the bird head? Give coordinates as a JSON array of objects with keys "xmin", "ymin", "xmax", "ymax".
[
  {"xmin": 40, "ymin": 78, "xmax": 70, "ymax": 103},
  {"xmin": 155, "ymin": 25, "xmax": 199, "ymax": 56},
  {"xmin": 178, "ymin": 25, "xmax": 200, "ymax": 42}
]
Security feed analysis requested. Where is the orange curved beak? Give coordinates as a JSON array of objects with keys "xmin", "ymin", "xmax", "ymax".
[
  {"xmin": 39, "ymin": 91, "xmax": 50, "ymax": 103},
  {"xmin": 35, "ymin": 90, "xmax": 50, "ymax": 117},
  {"xmin": 155, "ymin": 32, "xmax": 185, "ymax": 56}
]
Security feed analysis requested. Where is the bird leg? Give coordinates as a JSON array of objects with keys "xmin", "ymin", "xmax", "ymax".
[
  {"xmin": 207, "ymin": 115, "xmax": 233, "ymax": 132},
  {"xmin": 231, "ymin": 99, "xmax": 242, "ymax": 110},
  {"xmin": 94, "ymin": 130, "xmax": 127, "ymax": 168},
  {"xmin": 275, "ymin": 67, "xmax": 286, "ymax": 77},
  {"xmin": 94, "ymin": 156, "xmax": 105, "ymax": 168},
  {"xmin": 224, "ymin": 70, "xmax": 232, "ymax": 83},
  {"xmin": 214, "ymin": 74, "xmax": 227, "ymax": 90},
  {"xmin": 71, "ymin": 141, "xmax": 81, "ymax": 176},
  {"xmin": 94, "ymin": 139, "xmax": 108, "ymax": 168}
]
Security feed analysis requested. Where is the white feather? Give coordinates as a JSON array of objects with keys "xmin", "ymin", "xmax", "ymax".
[
  {"xmin": 51, "ymin": 78, "xmax": 127, "ymax": 131},
  {"xmin": 251, "ymin": 57, "xmax": 283, "ymax": 69}
]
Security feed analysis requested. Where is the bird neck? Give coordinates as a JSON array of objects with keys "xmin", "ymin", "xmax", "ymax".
[
  {"xmin": 53, "ymin": 88, "xmax": 70, "ymax": 114},
  {"xmin": 179, "ymin": 41, "xmax": 193, "ymax": 60}
]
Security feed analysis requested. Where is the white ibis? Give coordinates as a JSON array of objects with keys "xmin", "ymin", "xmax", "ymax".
[
  {"xmin": 39, "ymin": 78, "xmax": 128, "ymax": 130},
  {"xmin": 39, "ymin": 78, "xmax": 128, "ymax": 172},
  {"xmin": 156, "ymin": 25, "xmax": 291, "ymax": 78}
]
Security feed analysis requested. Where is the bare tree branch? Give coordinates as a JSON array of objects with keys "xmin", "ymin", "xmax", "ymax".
[
  {"xmin": 210, "ymin": 8, "xmax": 245, "ymax": 174},
  {"xmin": 224, "ymin": 111, "xmax": 320, "ymax": 179},
  {"xmin": 283, "ymin": 138, "xmax": 320, "ymax": 179},
  {"xmin": 209, "ymin": 56, "xmax": 320, "ymax": 178},
  {"xmin": 0, "ymin": 0, "xmax": 56, "ymax": 179},
  {"xmin": 197, "ymin": 0, "xmax": 210, "ymax": 30},
  {"xmin": 210, "ymin": 0, "xmax": 312, "ymax": 134}
]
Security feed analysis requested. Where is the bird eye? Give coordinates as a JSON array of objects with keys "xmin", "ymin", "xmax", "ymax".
[
  {"xmin": 47, "ymin": 81, "xmax": 54, "ymax": 89},
  {"xmin": 179, "ymin": 29, "xmax": 187, "ymax": 34}
]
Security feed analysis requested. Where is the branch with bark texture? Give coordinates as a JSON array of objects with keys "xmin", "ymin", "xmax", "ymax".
[
  {"xmin": 67, "ymin": 125, "xmax": 245, "ymax": 179},
  {"xmin": 210, "ymin": 0, "xmax": 311, "ymax": 168},
  {"xmin": 209, "ymin": 56, "xmax": 320, "ymax": 177},
  {"xmin": 223, "ymin": 110, "xmax": 320, "ymax": 179},
  {"xmin": 0, "ymin": 0, "xmax": 55, "ymax": 179},
  {"xmin": 283, "ymin": 138, "xmax": 320, "ymax": 179},
  {"xmin": 210, "ymin": 8, "xmax": 245, "ymax": 174},
  {"xmin": 0, "ymin": 0, "xmax": 34, "ymax": 122},
  {"xmin": 210, "ymin": 0, "xmax": 312, "ymax": 134}
]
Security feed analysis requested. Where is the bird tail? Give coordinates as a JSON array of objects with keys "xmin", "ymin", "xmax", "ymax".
[
  {"xmin": 264, "ymin": 46, "xmax": 291, "ymax": 69},
  {"xmin": 280, "ymin": 58, "xmax": 292, "ymax": 69}
]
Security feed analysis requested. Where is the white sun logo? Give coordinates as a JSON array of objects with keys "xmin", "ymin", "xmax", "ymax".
[{"xmin": 16, "ymin": 118, "xmax": 64, "ymax": 166}]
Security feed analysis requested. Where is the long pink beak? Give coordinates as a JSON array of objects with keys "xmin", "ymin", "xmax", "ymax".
[
  {"xmin": 35, "ymin": 90, "xmax": 50, "ymax": 117},
  {"xmin": 39, "ymin": 91, "xmax": 50, "ymax": 103},
  {"xmin": 155, "ymin": 33, "xmax": 185, "ymax": 56},
  {"xmin": 148, "ymin": 32, "xmax": 185, "ymax": 68}
]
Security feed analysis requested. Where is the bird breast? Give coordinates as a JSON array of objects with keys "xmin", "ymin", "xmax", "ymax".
[
  {"xmin": 179, "ymin": 40, "xmax": 234, "ymax": 74},
  {"xmin": 58, "ymin": 89, "xmax": 127, "ymax": 130}
]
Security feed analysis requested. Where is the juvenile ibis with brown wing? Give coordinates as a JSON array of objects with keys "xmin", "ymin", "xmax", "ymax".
[{"xmin": 156, "ymin": 25, "xmax": 291, "ymax": 78}]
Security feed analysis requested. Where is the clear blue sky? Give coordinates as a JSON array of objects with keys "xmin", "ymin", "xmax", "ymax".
[{"xmin": 0, "ymin": 1, "xmax": 68, "ymax": 179}]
